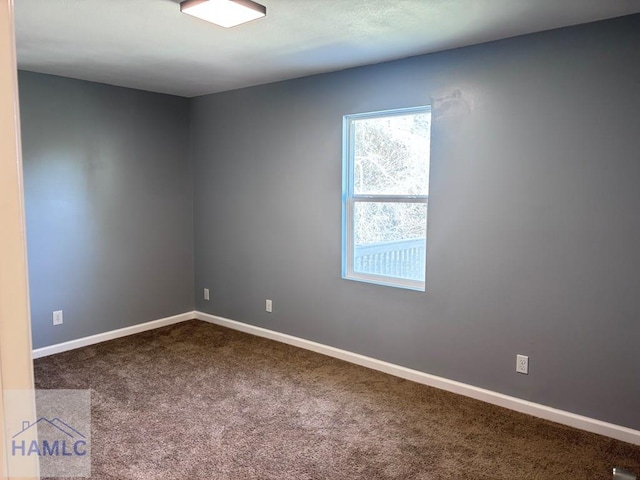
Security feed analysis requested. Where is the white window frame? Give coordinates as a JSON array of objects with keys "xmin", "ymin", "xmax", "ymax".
[{"xmin": 341, "ymin": 105, "xmax": 431, "ymax": 291}]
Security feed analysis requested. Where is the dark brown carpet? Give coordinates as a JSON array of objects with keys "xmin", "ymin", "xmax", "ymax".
[{"xmin": 34, "ymin": 320, "xmax": 640, "ymax": 479}]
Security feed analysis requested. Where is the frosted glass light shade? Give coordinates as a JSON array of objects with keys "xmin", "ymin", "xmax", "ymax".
[{"xmin": 181, "ymin": 0, "xmax": 266, "ymax": 28}]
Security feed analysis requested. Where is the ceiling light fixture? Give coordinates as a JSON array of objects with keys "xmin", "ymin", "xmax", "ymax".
[{"xmin": 180, "ymin": 0, "xmax": 267, "ymax": 28}]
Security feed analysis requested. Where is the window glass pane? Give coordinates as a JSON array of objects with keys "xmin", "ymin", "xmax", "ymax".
[
  {"xmin": 353, "ymin": 202, "xmax": 427, "ymax": 282},
  {"xmin": 353, "ymin": 113, "xmax": 430, "ymax": 196}
]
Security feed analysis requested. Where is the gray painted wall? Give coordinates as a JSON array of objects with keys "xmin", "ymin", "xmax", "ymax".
[
  {"xmin": 192, "ymin": 14, "xmax": 640, "ymax": 430},
  {"xmin": 19, "ymin": 72, "xmax": 194, "ymax": 349}
]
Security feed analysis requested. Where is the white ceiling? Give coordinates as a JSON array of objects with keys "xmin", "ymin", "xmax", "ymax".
[{"xmin": 14, "ymin": 0, "xmax": 640, "ymax": 98}]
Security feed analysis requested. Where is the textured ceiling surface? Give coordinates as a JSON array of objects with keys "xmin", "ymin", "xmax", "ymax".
[{"xmin": 14, "ymin": 0, "xmax": 640, "ymax": 97}]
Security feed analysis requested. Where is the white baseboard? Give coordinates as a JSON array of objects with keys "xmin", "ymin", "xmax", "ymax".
[
  {"xmin": 195, "ymin": 311, "xmax": 640, "ymax": 446},
  {"xmin": 32, "ymin": 311, "xmax": 196, "ymax": 359},
  {"xmin": 31, "ymin": 309, "xmax": 640, "ymax": 445}
]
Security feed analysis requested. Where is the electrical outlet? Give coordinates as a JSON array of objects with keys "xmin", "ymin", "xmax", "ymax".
[
  {"xmin": 516, "ymin": 354, "xmax": 529, "ymax": 374},
  {"xmin": 265, "ymin": 299, "xmax": 273, "ymax": 313},
  {"xmin": 53, "ymin": 310, "xmax": 63, "ymax": 326},
  {"xmin": 204, "ymin": 288, "xmax": 210, "ymax": 301}
]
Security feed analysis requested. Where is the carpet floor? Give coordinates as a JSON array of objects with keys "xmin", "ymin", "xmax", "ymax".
[{"xmin": 34, "ymin": 320, "xmax": 640, "ymax": 479}]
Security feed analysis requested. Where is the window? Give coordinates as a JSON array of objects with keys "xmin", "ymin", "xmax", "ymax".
[{"xmin": 342, "ymin": 106, "xmax": 432, "ymax": 291}]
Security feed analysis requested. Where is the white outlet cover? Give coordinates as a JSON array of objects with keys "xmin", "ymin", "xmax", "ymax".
[
  {"xmin": 265, "ymin": 299, "xmax": 273, "ymax": 313},
  {"xmin": 516, "ymin": 354, "xmax": 529, "ymax": 374},
  {"xmin": 53, "ymin": 310, "xmax": 63, "ymax": 326}
]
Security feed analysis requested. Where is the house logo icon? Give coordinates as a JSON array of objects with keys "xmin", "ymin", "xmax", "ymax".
[{"xmin": 12, "ymin": 418, "xmax": 88, "ymax": 457}]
